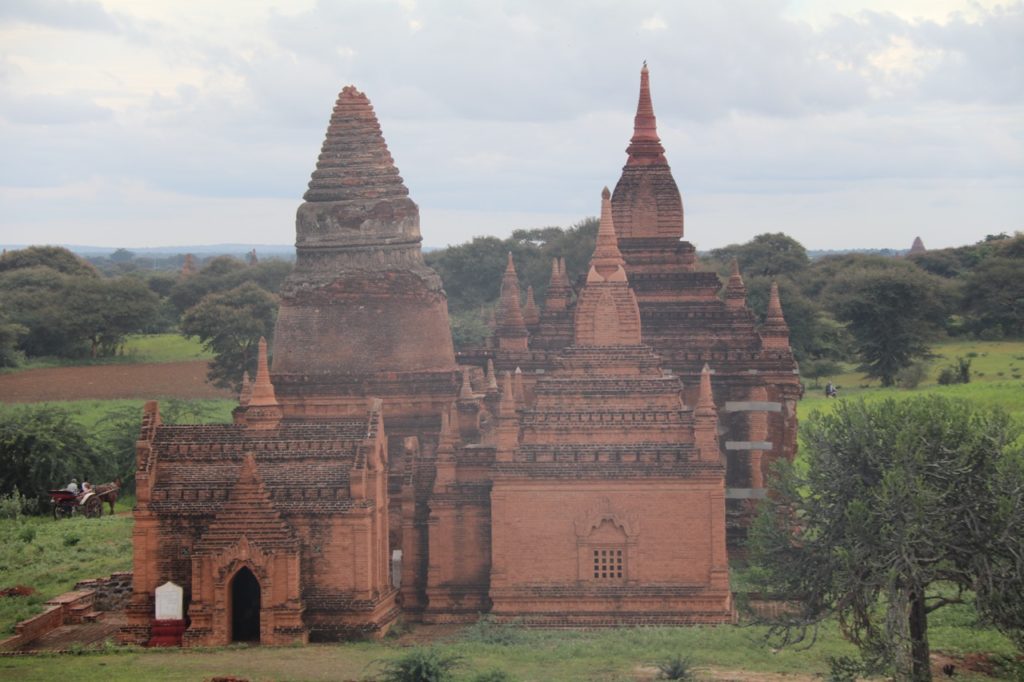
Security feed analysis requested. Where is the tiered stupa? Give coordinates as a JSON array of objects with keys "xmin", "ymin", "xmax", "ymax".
[{"xmin": 271, "ymin": 86, "xmax": 459, "ymax": 428}]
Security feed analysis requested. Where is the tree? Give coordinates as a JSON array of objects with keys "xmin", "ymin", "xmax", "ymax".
[
  {"xmin": 744, "ymin": 275, "xmax": 852, "ymax": 365},
  {"xmin": 63, "ymin": 276, "xmax": 160, "ymax": 356},
  {"xmin": 0, "ymin": 314, "xmax": 27, "ymax": 367},
  {"xmin": 0, "ymin": 406, "xmax": 102, "ymax": 509},
  {"xmin": 0, "ymin": 245, "xmax": 98, "ymax": 277},
  {"xmin": 824, "ymin": 264, "xmax": 951, "ymax": 386},
  {"xmin": 710, "ymin": 233, "xmax": 810, "ymax": 278},
  {"xmin": 961, "ymin": 256, "xmax": 1024, "ymax": 338},
  {"xmin": 749, "ymin": 397, "xmax": 1024, "ymax": 681},
  {"xmin": 181, "ymin": 281, "xmax": 278, "ymax": 391},
  {"xmin": 109, "ymin": 248, "xmax": 135, "ymax": 263},
  {"xmin": 0, "ymin": 268, "xmax": 158, "ymax": 358},
  {"xmin": 169, "ymin": 256, "xmax": 292, "ymax": 313},
  {"xmin": 425, "ymin": 218, "xmax": 598, "ymax": 314}
]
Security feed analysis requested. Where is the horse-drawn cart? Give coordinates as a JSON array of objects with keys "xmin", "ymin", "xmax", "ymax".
[{"xmin": 48, "ymin": 486, "xmax": 117, "ymax": 520}]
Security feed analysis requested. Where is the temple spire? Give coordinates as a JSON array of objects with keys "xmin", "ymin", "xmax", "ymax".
[
  {"xmin": 626, "ymin": 62, "xmax": 667, "ymax": 166},
  {"xmin": 459, "ymin": 366, "xmax": 475, "ymax": 400},
  {"xmin": 238, "ymin": 371, "xmax": 253, "ymax": 407},
  {"xmin": 523, "ymin": 285, "xmax": 540, "ymax": 326},
  {"xmin": 249, "ymin": 337, "xmax": 278, "ymax": 407},
  {"xmin": 586, "ymin": 187, "xmax": 627, "ymax": 283},
  {"xmin": 245, "ymin": 337, "xmax": 283, "ymax": 430},
  {"xmin": 574, "ymin": 187, "xmax": 642, "ymax": 346},
  {"xmin": 694, "ymin": 363, "xmax": 719, "ymax": 462},
  {"xmin": 496, "ymin": 253, "xmax": 529, "ymax": 350},
  {"xmin": 696, "ymin": 363, "xmax": 716, "ymax": 417},
  {"xmin": 303, "ymin": 85, "xmax": 410, "ymax": 205},
  {"xmin": 761, "ymin": 281, "xmax": 791, "ymax": 350},
  {"xmin": 724, "ymin": 258, "xmax": 747, "ymax": 309},
  {"xmin": 486, "ymin": 358, "xmax": 498, "ymax": 392}
]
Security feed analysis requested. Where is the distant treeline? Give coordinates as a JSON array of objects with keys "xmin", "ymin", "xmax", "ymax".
[
  {"xmin": 1, "ymin": 228, "xmax": 1021, "ymax": 391},
  {"xmin": 0, "ymin": 247, "xmax": 289, "ymax": 390},
  {"xmin": 428, "ymin": 227, "xmax": 1024, "ymax": 387}
]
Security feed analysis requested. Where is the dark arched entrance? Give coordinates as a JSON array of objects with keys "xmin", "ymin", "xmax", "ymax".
[{"xmin": 230, "ymin": 567, "xmax": 261, "ymax": 642}]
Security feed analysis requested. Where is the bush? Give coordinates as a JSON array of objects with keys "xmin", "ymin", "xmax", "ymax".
[
  {"xmin": 375, "ymin": 648, "xmax": 463, "ymax": 682},
  {"xmin": 0, "ymin": 406, "xmax": 102, "ymax": 509},
  {"xmin": 826, "ymin": 655, "xmax": 865, "ymax": 682},
  {"xmin": 655, "ymin": 654, "xmax": 698, "ymax": 680},
  {"xmin": 63, "ymin": 533, "xmax": 81, "ymax": 547},
  {"xmin": 938, "ymin": 357, "xmax": 972, "ymax": 385},
  {"xmin": 978, "ymin": 324, "xmax": 1005, "ymax": 340},
  {"xmin": 0, "ymin": 488, "xmax": 25, "ymax": 519},
  {"xmin": 896, "ymin": 361, "xmax": 929, "ymax": 389},
  {"xmin": 17, "ymin": 525, "xmax": 36, "ymax": 544},
  {"xmin": 460, "ymin": 614, "xmax": 525, "ymax": 645}
]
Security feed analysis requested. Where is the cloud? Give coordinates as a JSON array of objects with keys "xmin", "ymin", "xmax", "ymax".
[
  {"xmin": 0, "ymin": 0, "xmax": 1020, "ymax": 251},
  {"xmin": 0, "ymin": 0, "xmax": 123, "ymax": 33},
  {"xmin": 0, "ymin": 92, "xmax": 113, "ymax": 125}
]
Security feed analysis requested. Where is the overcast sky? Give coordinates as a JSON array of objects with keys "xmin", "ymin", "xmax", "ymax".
[{"xmin": 0, "ymin": 0, "xmax": 1021, "ymax": 252}]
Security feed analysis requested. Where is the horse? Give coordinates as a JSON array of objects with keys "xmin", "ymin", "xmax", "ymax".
[{"xmin": 93, "ymin": 477, "xmax": 122, "ymax": 515}]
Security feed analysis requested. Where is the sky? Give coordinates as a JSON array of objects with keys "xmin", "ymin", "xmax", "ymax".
[{"xmin": 0, "ymin": 0, "xmax": 1021, "ymax": 252}]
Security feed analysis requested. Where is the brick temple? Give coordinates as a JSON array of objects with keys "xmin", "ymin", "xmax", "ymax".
[{"xmin": 123, "ymin": 66, "xmax": 799, "ymax": 646}]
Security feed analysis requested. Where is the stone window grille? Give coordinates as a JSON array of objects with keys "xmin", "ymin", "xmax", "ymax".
[{"xmin": 592, "ymin": 548, "xmax": 624, "ymax": 579}]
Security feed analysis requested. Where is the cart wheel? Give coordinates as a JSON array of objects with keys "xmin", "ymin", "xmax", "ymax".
[
  {"xmin": 53, "ymin": 503, "xmax": 69, "ymax": 520},
  {"xmin": 84, "ymin": 496, "xmax": 103, "ymax": 519}
]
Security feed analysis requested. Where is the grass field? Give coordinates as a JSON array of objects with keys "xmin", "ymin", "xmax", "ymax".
[
  {"xmin": 0, "ymin": 398, "xmax": 236, "ymax": 432},
  {"xmin": 799, "ymin": 339, "xmax": 1024, "ymax": 422},
  {"xmin": 0, "ymin": 616, "xmax": 1016, "ymax": 681},
  {"xmin": 0, "ymin": 338, "xmax": 1021, "ymax": 679},
  {"xmin": 5, "ymin": 334, "xmax": 210, "ymax": 372},
  {"xmin": 0, "ymin": 512, "xmax": 133, "ymax": 636}
]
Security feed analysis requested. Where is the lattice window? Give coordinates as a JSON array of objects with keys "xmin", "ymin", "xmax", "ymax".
[{"xmin": 592, "ymin": 548, "xmax": 624, "ymax": 579}]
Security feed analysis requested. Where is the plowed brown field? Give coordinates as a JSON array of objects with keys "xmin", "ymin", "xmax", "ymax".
[{"xmin": 0, "ymin": 360, "xmax": 233, "ymax": 402}]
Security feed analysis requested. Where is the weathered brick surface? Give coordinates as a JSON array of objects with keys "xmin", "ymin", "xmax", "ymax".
[
  {"xmin": 128, "ymin": 73, "xmax": 801, "ymax": 642},
  {"xmin": 465, "ymin": 65, "xmax": 802, "ymax": 552}
]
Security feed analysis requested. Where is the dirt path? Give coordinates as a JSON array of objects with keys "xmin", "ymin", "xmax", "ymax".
[{"xmin": 0, "ymin": 361, "xmax": 233, "ymax": 402}]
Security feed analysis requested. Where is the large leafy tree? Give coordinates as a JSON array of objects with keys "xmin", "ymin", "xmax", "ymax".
[
  {"xmin": 0, "ymin": 267, "xmax": 158, "ymax": 358},
  {"xmin": 0, "ymin": 406, "xmax": 102, "ymax": 508},
  {"xmin": 824, "ymin": 263, "xmax": 951, "ymax": 386},
  {"xmin": 169, "ymin": 256, "xmax": 292, "ymax": 313},
  {"xmin": 749, "ymin": 397, "xmax": 1024, "ymax": 681},
  {"xmin": 0, "ymin": 245, "xmax": 97, "ymax": 277},
  {"xmin": 961, "ymin": 255, "xmax": 1024, "ymax": 338},
  {"xmin": 710, "ymin": 232, "xmax": 810, "ymax": 278},
  {"xmin": 181, "ymin": 281, "xmax": 278, "ymax": 391}
]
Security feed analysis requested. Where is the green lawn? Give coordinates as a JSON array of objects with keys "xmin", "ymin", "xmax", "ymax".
[
  {"xmin": 0, "ymin": 512, "xmax": 133, "ymax": 636},
  {"xmin": 0, "ymin": 618, "xmax": 1015, "ymax": 680},
  {"xmin": 800, "ymin": 338, "xmax": 1024, "ymax": 422},
  {"xmin": 4, "ymin": 333, "xmax": 210, "ymax": 372},
  {"xmin": 0, "ymin": 338, "xmax": 1020, "ymax": 678},
  {"xmin": 0, "ymin": 398, "xmax": 236, "ymax": 432}
]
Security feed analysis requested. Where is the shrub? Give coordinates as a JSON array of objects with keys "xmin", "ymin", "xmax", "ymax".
[
  {"xmin": 0, "ymin": 489, "xmax": 24, "ymax": 519},
  {"xmin": 896, "ymin": 361, "xmax": 929, "ymax": 389},
  {"xmin": 63, "ymin": 532, "xmax": 81, "ymax": 547},
  {"xmin": 460, "ymin": 614, "xmax": 525, "ymax": 645},
  {"xmin": 0, "ymin": 406, "xmax": 101, "ymax": 509},
  {"xmin": 938, "ymin": 357, "xmax": 972, "ymax": 385},
  {"xmin": 655, "ymin": 654, "xmax": 698, "ymax": 680},
  {"xmin": 375, "ymin": 648, "xmax": 463, "ymax": 682},
  {"xmin": 18, "ymin": 525, "xmax": 36, "ymax": 544},
  {"xmin": 826, "ymin": 655, "xmax": 865, "ymax": 682},
  {"xmin": 978, "ymin": 324, "xmax": 1005, "ymax": 340}
]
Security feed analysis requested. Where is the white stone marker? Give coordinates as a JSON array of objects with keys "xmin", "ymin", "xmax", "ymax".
[{"xmin": 154, "ymin": 581, "xmax": 184, "ymax": 620}]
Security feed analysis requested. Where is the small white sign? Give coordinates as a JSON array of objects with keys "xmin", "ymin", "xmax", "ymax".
[{"xmin": 155, "ymin": 581, "xmax": 184, "ymax": 620}]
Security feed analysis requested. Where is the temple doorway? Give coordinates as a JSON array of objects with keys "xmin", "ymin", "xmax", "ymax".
[{"xmin": 230, "ymin": 567, "xmax": 261, "ymax": 642}]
